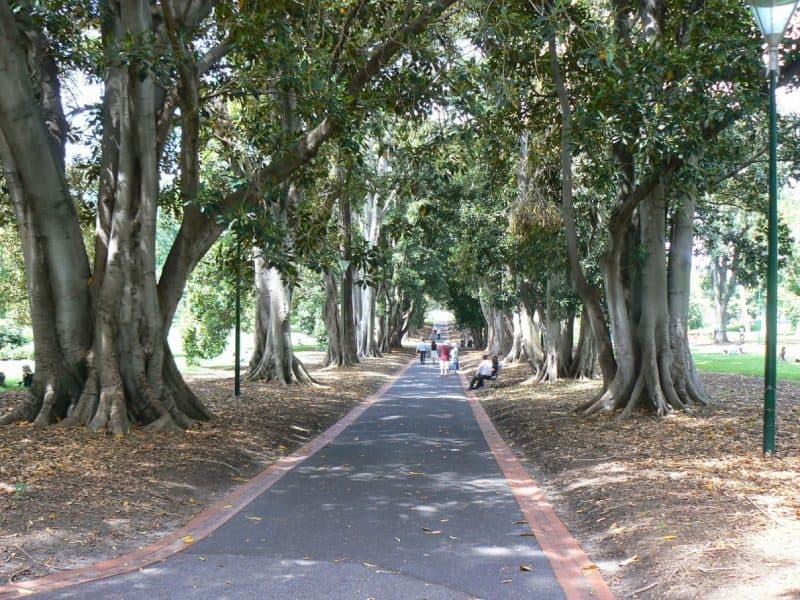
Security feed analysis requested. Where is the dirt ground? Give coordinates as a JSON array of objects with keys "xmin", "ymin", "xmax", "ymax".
[
  {"xmin": 477, "ymin": 358, "xmax": 800, "ymax": 600},
  {"xmin": 1, "ymin": 348, "xmax": 799, "ymax": 599}
]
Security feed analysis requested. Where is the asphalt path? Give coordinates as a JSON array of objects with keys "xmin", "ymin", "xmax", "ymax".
[{"xmin": 28, "ymin": 326, "xmax": 571, "ymax": 599}]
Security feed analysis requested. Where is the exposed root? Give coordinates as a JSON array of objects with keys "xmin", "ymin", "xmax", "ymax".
[
  {"xmin": 291, "ymin": 356, "xmax": 323, "ymax": 387},
  {"xmin": 686, "ymin": 374, "xmax": 709, "ymax": 406},
  {"xmin": 580, "ymin": 387, "xmax": 621, "ymax": 416},
  {"xmin": 144, "ymin": 413, "xmax": 183, "ymax": 433},
  {"xmin": 32, "ymin": 384, "xmax": 59, "ymax": 426},
  {"xmin": 163, "ymin": 346, "xmax": 214, "ymax": 421},
  {"xmin": 0, "ymin": 391, "xmax": 39, "ymax": 425},
  {"xmin": 89, "ymin": 384, "xmax": 129, "ymax": 434},
  {"xmin": 64, "ymin": 369, "xmax": 100, "ymax": 426}
]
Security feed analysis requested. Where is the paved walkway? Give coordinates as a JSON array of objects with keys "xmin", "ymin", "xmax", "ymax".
[{"xmin": 1, "ymin": 325, "xmax": 614, "ymax": 599}]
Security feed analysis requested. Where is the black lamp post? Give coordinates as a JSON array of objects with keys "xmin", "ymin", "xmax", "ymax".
[{"xmin": 747, "ymin": 0, "xmax": 799, "ymax": 455}]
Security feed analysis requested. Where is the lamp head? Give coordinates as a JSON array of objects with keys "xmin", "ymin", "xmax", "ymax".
[{"xmin": 749, "ymin": 0, "xmax": 800, "ymax": 47}]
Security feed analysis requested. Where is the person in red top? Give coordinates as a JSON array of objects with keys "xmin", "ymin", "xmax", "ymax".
[{"xmin": 438, "ymin": 342, "xmax": 451, "ymax": 376}]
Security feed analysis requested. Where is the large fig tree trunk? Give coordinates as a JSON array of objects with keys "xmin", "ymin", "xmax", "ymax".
[
  {"xmin": 248, "ymin": 260, "xmax": 315, "ymax": 384},
  {"xmin": 518, "ymin": 280, "xmax": 544, "ymax": 368},
  {"xmin": 668, "ymin": 195, "xmax": 708, "ymax": 405},
  {"xmin": 535, "ymin": 275, "xmax": 568, "ymax": 383},
  {"xmin": 570, "ymin": 307, "xmax": 598, "ymax": 380},
  {"xmin": 1, "ymin": 0, "xmax": 207, "ymax": 433},
  {"xmin": 0, "ymin": 6, "xmax": 93, "ymax": 425},
  {"xmin": 506, "ymin": 309, "xmax": 525, "ymax": 364},
  {"xmin": 322, "ymin": 270, "xmax": 352, "ymax": 368}
]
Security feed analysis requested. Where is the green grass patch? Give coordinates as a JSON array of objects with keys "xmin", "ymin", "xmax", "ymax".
[{"xmin": 692, "ymin": 350, "xmax": 800, "ymax": 382}]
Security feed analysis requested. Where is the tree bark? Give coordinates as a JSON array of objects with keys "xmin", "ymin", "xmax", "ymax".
[
  {"xmin": 668, "ymin": 195, "xmax": 708, "ymax": 405},
  {"xmin": 339, "ymin": 194, "xmax": 360, "ymax": 365},
  {"xmin": 710, "ymin": 254, "xmax": 738, "ymax": 344},
  {"xmin": 518, "ymin": 279, "xmax": 544, "ymax": 369},
  {"xmin": 571, "ymin": 307, "xmax": 598, "ymax": 379},
  {"xmin": 248, "ymin": 260, "xmax": 314, "ymax": 384},
  {"xmin": 536, "ymin": 275, "xmax": 566, "ymax": 383},
  {"xmin": 322, "ymin": 269, "xmax": 352, "ymax": 368}
]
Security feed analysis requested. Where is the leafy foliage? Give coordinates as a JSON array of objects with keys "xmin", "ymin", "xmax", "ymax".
[{"xmin": 181, "ymin": 231, "xmax": 255, "ymax": 363}]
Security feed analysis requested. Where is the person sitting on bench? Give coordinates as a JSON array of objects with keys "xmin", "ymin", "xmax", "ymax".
[{"xmin": 468, "ymin": 354, "xmax": 494, "ymax": 390}]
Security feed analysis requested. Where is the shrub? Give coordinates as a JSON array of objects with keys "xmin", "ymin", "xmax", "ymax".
[
  {"xmin": 0, "ymin": 321, "xmax": 25, "ymax": 348},
  {"xmin": 182, "ymin": 326, "xmax": 202, "ymax": 366},
  {"xmin": 0, "ymin": 342, "xmax": 34, "ymax": 361}
]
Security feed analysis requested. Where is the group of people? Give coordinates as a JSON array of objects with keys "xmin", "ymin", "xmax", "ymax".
[
  {"xmin": 416, "ymin": 337, "xmax": 460, "ymax": 375},
  {"xmin": 416, "ymin": 334, "xmax": 503, "ymax": 388}
]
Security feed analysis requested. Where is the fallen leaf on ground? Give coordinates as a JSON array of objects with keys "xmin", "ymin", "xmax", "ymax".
[{"xmin": 581, "ymin": 563, "xmax": 599, "ymax": 573}]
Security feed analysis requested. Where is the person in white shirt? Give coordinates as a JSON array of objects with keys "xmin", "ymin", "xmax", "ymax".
[
  {"xmin": 416, "ymin": 339, "xmax": 429, "ymax": 364},
  {"xmin": 468, "ymin": 354, "xmax": 494, "ymax": 390}
]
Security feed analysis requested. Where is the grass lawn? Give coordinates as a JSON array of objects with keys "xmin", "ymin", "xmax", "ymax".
[{"xmin": 692, "ymin": 348, "xmax": 800, "ymax": 382}]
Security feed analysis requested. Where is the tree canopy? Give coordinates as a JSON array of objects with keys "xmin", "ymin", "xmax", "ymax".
[{"xmin": 1, "ymin": 0, "xmax": 799, "ymax": 432}]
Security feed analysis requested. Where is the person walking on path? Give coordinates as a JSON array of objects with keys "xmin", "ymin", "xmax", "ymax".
[
  {"xmin": 416, "ymin": 338, "xmax": 429, "ymax": 364},
  {"xmin": 438, "ymin": 341, "xmax": 451, "ymax": 376},
  {"xmin": 450, "ymin": 343, "xmax": 459, "ymax": 371}
]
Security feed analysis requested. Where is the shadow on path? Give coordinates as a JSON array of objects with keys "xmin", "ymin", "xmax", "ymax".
[{"xmin": 3, "ymin": 326, "xmax": 613, "ymax": 599}]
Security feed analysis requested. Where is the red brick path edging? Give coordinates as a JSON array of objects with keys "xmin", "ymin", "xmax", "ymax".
[
  {"xmin": 459, "ymin": 371, "xmax": 617, "ymax": 600},
  {"xmin": 0, "ymin": 359, "xmax": 414, "ymax": 599}
]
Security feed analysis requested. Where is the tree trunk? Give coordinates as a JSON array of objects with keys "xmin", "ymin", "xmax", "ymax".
[
  {"xmin": 548, "ymin": 34, "xmax": 616, "ymax": 391},
  {"xmin": 536, "ymin": 275, "xmax": 566, "ymax": 383},
  {"xmin": 571, "ymin": 307, "xmax": 598, "ymax": 379},
  {"xmin": 616, "ymin": 182, "xmax": 683, "ymax": 417},
  {"xmin": 339, "ymin": 193, "xmax": 360, "ymax": 365},
  {"xmin": 387, "ymin": 291, "xmax": 415, "ymax": 349},
  {"xmin": 577, "ymin": 201, "xmax": 639, "ymax": 415},
  {"xmin": 375, "ymin": 282, "xmax": 391, "ymax": 353},
  {"xmin": 322, "ymin": 269, "xmax": 356, "ymax": 368},
  {"xmin": 559, "ymin": 306, "xmax": 575, "ymax": 375},
  {"xmin": 518, "ymin": 280, "xmax": 544, "ymax": 368},
  {"xmin": 357, "ymin": 282, "xmax": 381, "ymax": 357},
  {"xmin": 0, "ymin": 6, "xmax": 92, "ymax": 425},
  {"xmin": 668, "ymin": 195, "xmax": 708, "ymax": 405},
  {"xmin": 711, "ymin": 254, "xmax": 737, "ymax": 343},
  {"xmin": 506, "ymin": 309, "xmax": 524, "ymax": 364},
  {"xmin": 248, "ymin": 260, "xmax": 315, "ymax": 384},
  {"xmin": 1, "ymin": 1, "xmax": 210, "ymax": 433}
]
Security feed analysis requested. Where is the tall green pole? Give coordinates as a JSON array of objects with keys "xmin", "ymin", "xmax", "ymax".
[
  {"xmin": 234, "ymin": 223, "xmax": 242, "ymax": 398},
  {"xmin": 763, "ymin": 62, "xmax": 778, "ymax": 455}
]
